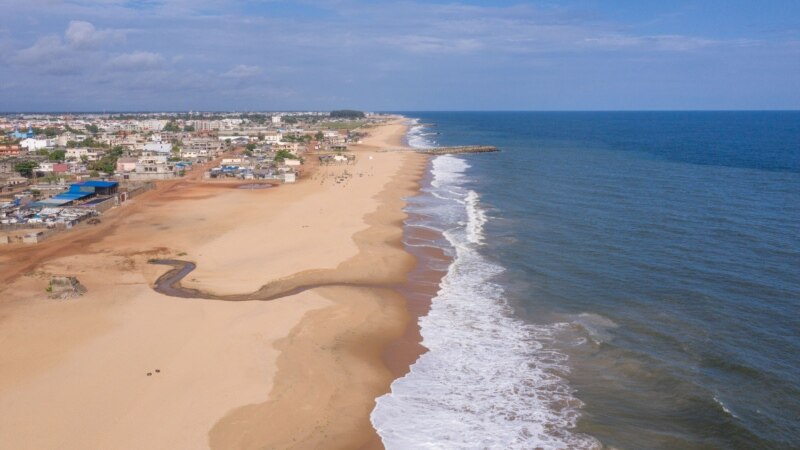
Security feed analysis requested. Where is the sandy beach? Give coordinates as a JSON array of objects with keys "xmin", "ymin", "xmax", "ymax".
[{"xmin": 0, "ymin": 118, "xmax": 428, "ymax": 449}]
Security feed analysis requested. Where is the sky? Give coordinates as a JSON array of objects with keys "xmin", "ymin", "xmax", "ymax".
[{"xmin": 0, "ymin": 0, "xmax": 798, "ymax": 111}]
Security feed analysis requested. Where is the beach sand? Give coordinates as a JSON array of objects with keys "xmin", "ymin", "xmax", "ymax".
[{"xmin": 0, "ymin": 118, "xmax": 427, "ymax": 449}]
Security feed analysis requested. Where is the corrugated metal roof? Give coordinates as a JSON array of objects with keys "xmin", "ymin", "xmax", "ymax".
[
  {"xmin": 32, "ymin": 198, "xmax": 73, "ymax": 206},
  {"xmin": 53, "ymin": 193, "xmax": 92, "ymax": 200},
  {"xmin": 80, "ymin": 180, "xmax": 118, "ymax": 188}
]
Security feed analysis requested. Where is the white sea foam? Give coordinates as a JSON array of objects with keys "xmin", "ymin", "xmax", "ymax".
[
  {"xmin": 371, "ymin": 154, "xmax": 600, "ymax": 449},
  {"xmin": 406, "ymin": 119, "xmax": 438, "ymax": 149}
]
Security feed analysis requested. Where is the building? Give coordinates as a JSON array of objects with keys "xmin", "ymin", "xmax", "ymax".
[
  {"xmin": 263, "ymin": 131, "xmax": 282, "ymax": 144},
  {"xmin": 20, "ymin": 138, "xmax": 54, "ymax": 151},
  {"xmin": 10, "ymin": 125, "xmax": 34, "ymax": 140},
  {"xmin": 0, "ymin": 144, "xmax": 21, "ymax": 157},
  {"xmin": 131, "ymin": 155, "xmax": 176, "ymax": 180},
  {"xmin": 116, "ymin": 157, "xmax": 138, "ymax": 173},
  {"xmin": 66, "ymin": 148, "xmax": 102, "ymax": 162},
  {"xmin": 143, "ymin": 142, "xmax": 173, "ymax": 154},
  {"xmin": 32, "ymin": 180, "xmax": 119, "ymax": 207},
  {"xmin": 182, "ymin": 138, "xmax": 223, "ymax": 159}
]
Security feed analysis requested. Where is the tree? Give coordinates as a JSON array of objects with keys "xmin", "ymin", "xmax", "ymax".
[
  {"xmin": 49, "ymin": 149, "xmax": 66, "ymax": 161},
  {"xmin": 15, "ymin": 161, "xmax": 38, "ymax": 178},
  {"xmin": 330, "ymin": 110, "xmax": 365, "ymax": 119},
  {"xmin": 315, "ymin": 131, "xmax": 324, "ymax": 141},
  {"xmin": 43, "ymin": 127, "xmax": 60, "ymax": 137},
  {"xmin": 245, "ymin": 143, "xmax": 257, "ymax": 151},
  {"xmin": 86, "ymin": 124, "xmax": 99, "ymax": 134},
  {"xmin": 36, "ymin": 149, "xmax": 50, "ymax": 156},
  {"xmin": 274, "ymin": 150, "xmax": 298, "ymax": 163},
  {"xmin": 183, "ymin": 125, "xmax": 195, "ymax": 132},
  {"xmin": 163, "ymin": 121, "xmax": 181, "ymax": 132}
]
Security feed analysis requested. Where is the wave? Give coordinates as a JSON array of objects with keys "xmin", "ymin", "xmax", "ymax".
[
  {"xmin": 371, "ymin": 154, "xmax": 599, "ymax": 449},
  {"xmin": 406, "ymin": 118, "xmax": 438, "ymax": 149}
]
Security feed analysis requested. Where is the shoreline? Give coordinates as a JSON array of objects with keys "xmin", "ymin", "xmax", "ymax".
[{"xmin": 0, "ymin": 117, "xmax": 436, "ymax": 449}]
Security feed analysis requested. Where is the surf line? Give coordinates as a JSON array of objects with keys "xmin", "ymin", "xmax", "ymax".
[{"xmin": 148, "ymin": 259, "xmax": 392, "ymax": 301}]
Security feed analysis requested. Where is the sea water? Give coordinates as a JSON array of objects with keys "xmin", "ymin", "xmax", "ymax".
[{"xmin": 371, "ymin": 112, "xmax": 800, "ymax": 449}]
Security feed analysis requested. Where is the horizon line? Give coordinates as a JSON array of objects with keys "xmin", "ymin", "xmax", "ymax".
[{"xmin": 1, "ymin": 109, "xmax": 799, "ymax": 115}]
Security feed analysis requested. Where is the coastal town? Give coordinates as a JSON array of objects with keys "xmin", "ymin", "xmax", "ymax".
[{"xmin": 0, "ymin": 110, "xmax": 376, "ymax": 245}]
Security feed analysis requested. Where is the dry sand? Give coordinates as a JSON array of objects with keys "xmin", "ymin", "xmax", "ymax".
[{"xmin": 0, "ymin": 118, "xmax": 426, "ymax": 449}]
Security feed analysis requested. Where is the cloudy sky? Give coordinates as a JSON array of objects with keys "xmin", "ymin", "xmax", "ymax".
[{"xmin": 1, "ymin": 0, "xmax": 798, "ymax": 111}]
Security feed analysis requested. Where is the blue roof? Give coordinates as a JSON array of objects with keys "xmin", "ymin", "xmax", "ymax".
[
  {"xmin": 79, "ymin": 180, "xmax": 118, "ymax": 188},
  {"xmin": 54, "ymin": 192, "xmax": 92, "ymax": 201},
  {"xmin": 31, "ymin": 198, "xmax": 73, "ymax": 207}
]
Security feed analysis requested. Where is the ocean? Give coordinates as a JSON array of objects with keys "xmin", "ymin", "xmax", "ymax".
[{"xmin": 371, "ymin": 112, "xmax": 800, "ymax": 449}]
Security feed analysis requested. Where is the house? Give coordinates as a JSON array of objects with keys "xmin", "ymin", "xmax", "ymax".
[
  {"xmin": 182, "ymin": 138, "xmax": 223, "ymax": 159},
  {"xmin": 116, "ymin": 157, "xmax": 138, "ymax": 173},
  {"xmin": 131, "ymin": 155, "xmax": 176, "ymax": 180},
  {"xmin": 263, "ymin": 131, "xmax": 282, "ymax": 144},
  {"xmin": 66, "ymin": 148, "xmax": 102, "ymax": 162},
  {"xmin": 0, "ymin": 144, "xmax": 21, "ymax": 157}
]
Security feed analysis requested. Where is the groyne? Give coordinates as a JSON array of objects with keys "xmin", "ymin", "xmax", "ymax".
[
  {"xmin": 379, "ymin": 146, "xmax": 499, "ymax": 155},
  {"xmin": 416, "ymin": 146, "xmax": 498, "ymax": 155}
]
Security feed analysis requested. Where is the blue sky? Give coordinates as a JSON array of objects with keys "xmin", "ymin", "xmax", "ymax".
[{"xmin": 0, "ymin": 0, "xmax": 798, "ymax": 111}]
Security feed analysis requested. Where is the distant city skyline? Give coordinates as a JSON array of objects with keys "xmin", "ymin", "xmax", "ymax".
[{"xmin": 1, "ymin": 0, "xmax": 799, "ymax": 111}]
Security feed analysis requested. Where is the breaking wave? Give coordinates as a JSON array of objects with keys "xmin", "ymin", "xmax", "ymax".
[{"xmin": 371, "ymin": 154, "xmax": 599, "ymax": 449}]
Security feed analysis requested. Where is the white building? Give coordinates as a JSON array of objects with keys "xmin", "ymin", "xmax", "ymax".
[
  {"xmin": 272, "ymin": 115, "xmax": 282, "ymax": 125},
  {"xmin": 116, "ymin": 157, "xmax": 138, "ymax": 172},
  {"xmin": 143, "ymin": 142, "xmax": 173, "ymax": 154},
  {"xmin": 139, "ymin": 120, "xmax": 168, "ymax": 132},
  {"xmin": 65, "ymin": 148, "xmax": 102, "ymax": 161},
  {"xmin": 263, "ymin": 131, "xmax": 282, "ymax": 144},
  {"xmin": 20, "ymin": 138, "xmax": 54, "ymax": 151}
]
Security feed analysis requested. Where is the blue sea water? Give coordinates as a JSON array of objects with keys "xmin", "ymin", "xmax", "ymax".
[{"xmin": 372, "ymin": 112, "xmax": 800, "ymax": 449}]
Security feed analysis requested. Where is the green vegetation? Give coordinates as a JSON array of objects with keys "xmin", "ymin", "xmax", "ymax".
[
  {"xmin": 282, "ymin": 134, "xmax": 311, "ymax": 143},
  {"xmin": 88, "ymin": 145, "xmax": 125, "ymax": 174},
  {"xmin": 315, "ymin": 131, "xmax": 324, "ymax": 141},
  {"xmin": 68, "ymin": 137, "xmax": 107, "ymax": 148},
  {"xmin": 31, "ymin": 126, "xmax": 60, "ymax": 136},
  {"xmin": 320, "ymin": 120, "xmax": 363, "ymax": 131},
  {"xmin": 14, "ymin": 161, "xmax": 38, "ymax": 177},
  {"xmin": 163, "ymin": 121, "xmax": 181, "ymax": 132},
  {"xmin": 330, "ymin": 110, "xmax": 365, "ymax": 119},
  {"xmin": 183, "ymin": 125, "xmax": 195, "ymax": 132},
  {"xmin": 243, "ymin": 114, "xmax": 268, "ymax": 125},
  {"xmin": 274, "ymin": 150, "xmax": 299, "ymax": 163},
  {"xmin": 49, "ymin": 149, "xmax": 66, "ymax": 161},
  {"xmin": 85, "ymin": 124, "xmax": 99, "ymax": 134}
]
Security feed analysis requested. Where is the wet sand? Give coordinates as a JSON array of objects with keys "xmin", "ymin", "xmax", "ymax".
[{"xmin": 0, "ymin": 118, "xmax": 433, "ymax": 449}]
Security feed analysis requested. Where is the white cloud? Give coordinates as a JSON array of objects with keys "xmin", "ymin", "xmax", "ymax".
[
  {"xmin": 106, "ymin": 51, "xmax": 165, "ymax": 70},
  {"xmin": 65, "ymin": 20, "xmax": 125, "ymax": 48},
  {"xmin": 381, "ymin": 35, "xmax": 483, "ymax": 54},
  {"xmin": 221, "ymin": 64, "xmax": 263, "ymax": 79}
]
